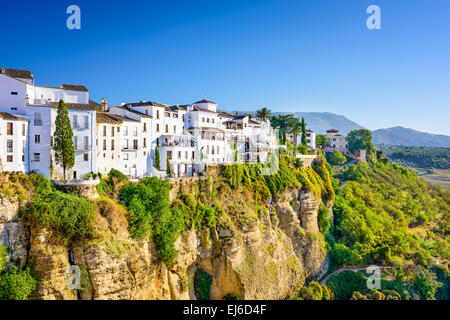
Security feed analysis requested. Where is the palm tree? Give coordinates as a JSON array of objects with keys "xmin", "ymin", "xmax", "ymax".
[{"xmin": 256, "ymin": 107, "xmax": 272, "ymax": 121}]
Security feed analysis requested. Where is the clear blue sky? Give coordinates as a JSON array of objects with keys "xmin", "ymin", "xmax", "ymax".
[{"xmin": 1, "ymin": 0, "xmax": 449, "ymax": 134}]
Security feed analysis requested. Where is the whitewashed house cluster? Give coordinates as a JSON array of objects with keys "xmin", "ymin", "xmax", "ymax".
[{"xmin": 0, "ymin": 68, "xmax": 278, "ymax": 179}]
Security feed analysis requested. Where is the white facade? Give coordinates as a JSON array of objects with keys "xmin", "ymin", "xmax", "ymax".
[
  {"xmin": 0, "ymin": 68, "xmax": 280, "ymax": 180},
  {"xmin": 0, "ymin": 113, "xmax": 28, "ymax": 172},
  {"xmin": 0, "ymin": 68, "xmax": 97, "ymax": 179},
  {"xmin": 288, "ymin": 129, "xmax": 316, "ymax": 150}
]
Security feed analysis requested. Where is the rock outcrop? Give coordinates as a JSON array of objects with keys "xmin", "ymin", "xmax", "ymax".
[{"xmin": 2, "ymin": 177, "xmax": 331, "ymax": 300}]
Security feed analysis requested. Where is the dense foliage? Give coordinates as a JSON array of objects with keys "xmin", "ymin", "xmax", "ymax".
[
  {"xmin": 378, "ymin": 145, "xmax": 450, "ymax": 169},
  {"xmin": 326, "ymin": 150, "xmax": 347, "ymax": 167},
  {"xmin": 0, "ymin": 245, "xmax": 37, "ymax": 300},
  {"xmin": 292, "ymin": 281, "xmax": 333, "ymax": 300},
  {"xmin": 194, "ymin": 269, "xmax": 213, "ymax": 300},
  {"xmin": 329, "ymin": 161, "xmax": 449, "ymax": 267},
  {"xmin": 347, "ymin": 129, "xmax": 374, "ymax": 155},
  {"xmin": 120, "ymin": 177, "xmax": 183, "ymax": 266},
  {"xmin": 21, "ymin": 174, "xmax": 96, "ymax": 246}
]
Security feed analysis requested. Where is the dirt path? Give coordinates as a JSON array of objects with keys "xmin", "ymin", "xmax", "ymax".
[{"xmin": 319, "ymin": 265, "xmax": 394, "ymax": 285}]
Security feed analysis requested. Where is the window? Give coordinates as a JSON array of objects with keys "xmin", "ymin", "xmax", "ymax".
[
  {"xmin": 22, "ymin": 124, "xmax": 26, "ymax": 136},
  {"xmin": 103, "ymin": 139, "xmax": 107, "ymax": 151},
  {"xmin": 111, "ymin": 126, "xmax": 115, "ymax": 137},
  {"xmin": 34, "ymin": 112, "xmax": 42, "ymax": 126},
  {"xmin": 11, "ymin": 107, "xmax": 17, "ymax": 111},
  {"xmin": 165, "ymin": 112, "xmax": 170, "ymax": 117},
  {"xmin": 133, "ymin": 127, "xmax": 138, "ymax": 136},
  {"xmin": 133, "ymin": 139, "xmax": 138, "ymax": 150},
  {"xmin": 84, "ymin": 136, "xmax": 89, "ymax": 150},
  {"xmin": 143, "ymin": 138, "xmax": 147, "ymax": 148},
  {"xmin": 73, "ymin": 171, "xmax": 77, "ymax": 180},
  {"xmin": 202, "ymin": 117, "xmax": 205, "ymax": 122},
  {"xmin": 212, "ymin": 119, "xmax": 215, "ymax": 124},
  {"xmin": 156, "ymin": 110, "xmax": 160, "ymax": 119},
  {"xmin": 207, "ymin": 118, "xmax": 210, "ymax": 123},
  {"xmin": 178, "ymin": 151, "xmax": 181, "ymax": 159},
  {"xmin": 185, "ymin": 151, "xmax": 188, "ymax": 159},
  {"xmin": 173, "ymin": 125, "xmax": 176, "ymax": 133},
  {"xmin": 22, "ymin": 154, "xmax": 25, "ymax": 162},
  {"xmin": 124, "ymin": 126, "xmax": 128, "ymax": 136},
  {"xmin": 217, "ymin": 146, "xmax": 220, "ymax": 154},
  {"xmin": 7, "ymin": 140, "xmax": 13, "ymax": 153},
  {"xmin": 84, "ymin": 153, "xmax": 88, "ymax": 161},
  {"xmin": 84, "ymin": 116, "xmax": 89, "ymax": 129},
  {"xmin": 73, "ymin": 115, "xmax": 78, "ymax": 128},
  {"xmin": 33, "ymin": 153, "xmax": 40, "ymax": 162},
  {"xmin": 165, "ymin": 125, "xmax": 168, "ymax": 133},
  {"xmin": 124, "ymin": 139, "xmax": 129, "ymax": 149},
  {"xmin": 117, "ymin": 126, "xmax": 120, "ymax": 133},
  {"xmin": 7, "ymin": 123, "xmax": 13, "ymax": 135},
  {"xmin": 111, "ymin": 140, "xmax": 115, "ymax": 151},
  {"xmin": 156, "ymin": 124, "xmax": 160, "ymax": 132},
  {"xmin": 192, "ymin": 151, "xmax": 195, "ymax": 159},
  {"xmin": 103, "ymin": 126, "xmax": 107, "ymax": 136},
  {"xmin": 22, "ymin": 141, "xmax": 25, "ymax": 153},
  {"xmin": 167, "ymin": 151, "xmax": 172, "ymax": 160},
  {"xmin": 35, "ymin": 134, "xmax": 41, "ymax": 144},
  {"xmin": 7, "ymin": 155, "xmax": 13, "ymax": 162},
  {"xmin": 124, "ymin": 153, "xmax": 129, "ymax": 160},
  {"xmin": 11, "ymin": 91, "xmax": 18, "ymax": 95},
  {"xmin": 73, "ymin": 136, "xmax": 78, "ymax": 150},
  {"xmin": 143, "ymin": 123, "xmax": 147, "ymax": 132}
]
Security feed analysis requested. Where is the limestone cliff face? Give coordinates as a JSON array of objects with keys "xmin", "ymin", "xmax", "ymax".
[{"xmin": 2, "ymin": 182, "xmax": 330, "ymax": 300}]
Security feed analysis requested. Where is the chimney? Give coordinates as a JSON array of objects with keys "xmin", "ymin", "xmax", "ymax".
[{"xmin": 101, "ymin": 98, "xmax": 108, "ymax": 111}]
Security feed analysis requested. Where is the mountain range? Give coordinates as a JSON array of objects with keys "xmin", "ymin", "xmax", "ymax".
[{"xmin": 237, "ymin": 111, "xmax": 449, "ymax": 148}]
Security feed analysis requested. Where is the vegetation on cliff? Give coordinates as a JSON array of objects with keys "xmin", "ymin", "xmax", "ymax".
[{"xmin": 0, "ymin": 245, "xmax": 37, "ymax": 300}]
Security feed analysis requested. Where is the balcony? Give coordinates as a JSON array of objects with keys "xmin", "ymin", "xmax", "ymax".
[{"xmin": 75, "ymin": 145, "xmax": 92, "ymax": 151}]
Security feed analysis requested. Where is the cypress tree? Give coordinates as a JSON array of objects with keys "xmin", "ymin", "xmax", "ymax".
[
  {"xmin": 54, "ymin": 100, "xmax": 75, "ymax": 180},
  {"xmin": 301, "ymin": 117, "xmax": 307, "ymax": 146},
  {"xmin": 166, "ymin": 158, "xmax": 172, "ymax": 178},
  {"xmin": 155, "ymin": 147, "xmax": 161, "ymax": 170}
]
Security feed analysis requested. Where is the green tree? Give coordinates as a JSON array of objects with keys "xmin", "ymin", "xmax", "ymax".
[
  {"xmin": 327, "ymin": 150, "xmax": 347, "ymax": 166},
  {"xmin": 316, "ymin": 134, "xmax": 328, "ymax": 148},
  {"xmin": 166, "ymin": 158, "xmax": 172, "ymax": 177},
  {"xmin": 54, "ymin": 99, "xmax": 75, "ymax": 180},
  {"xmin": 154, "ymin": 147, "xmax": 161, "ymax": 170},
  {"xmin": 413, "ymin": 266, "xmax": 442, "ymax": 300},
  {"xmin": 300, "ymin": 117, "xmax": 307, "ymax": 146},
  {"xmin": 270, "ymin": 114, "xmax": 295, "ymax": 145},
  {"xmin": 347, "ymin": 129, "xmax": 374, "ymax": 155},
  {"xmin": 256, "ymin": 107, "xmax": 272, "ymax": 120}
]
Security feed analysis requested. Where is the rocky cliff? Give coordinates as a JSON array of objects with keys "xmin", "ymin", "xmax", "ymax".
[{"xmin": 1, "ymin": 171, "xmax": 331, "ymax": 300}]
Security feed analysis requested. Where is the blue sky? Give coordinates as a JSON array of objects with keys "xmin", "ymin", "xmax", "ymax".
[{"xmin": 1, "ymin": 0, "xmax": 449, "ymax": 134}]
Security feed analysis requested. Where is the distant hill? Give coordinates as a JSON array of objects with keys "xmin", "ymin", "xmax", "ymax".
[
  {"xmin": 373, "ymin": 127, "xmax": 450, "ymax": 148},
  {"xmin": 238, "ymin": 111, "xmax": 365, "ymax": 135}
]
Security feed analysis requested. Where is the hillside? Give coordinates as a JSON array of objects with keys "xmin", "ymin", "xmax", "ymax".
[{"xmin": 373, "ymin": 127, "xmax": 450, "ymax": 148}]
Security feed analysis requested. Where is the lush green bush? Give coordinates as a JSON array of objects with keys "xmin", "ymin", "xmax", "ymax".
[
  {"xmin": 120, "ymin": 177, "xmax": 183, "ymax": 266},
  {"xmin": 318, "ymin": 203, "xmax": 331, "ymax": 234},
  {"xmin": 326, "ymin": 271, "xmax": 367, "ymax": 300},
  {"xmin": 22, "ymin": 190, "xmax": 96, "ymax": 245},
  {"xmin": 330, "ymin": 161, "xmax": 449, "ymax": 267},
  {"xmin": 0, "ymin": 245, "xmax": 37, "ymax": 300},
  {"xmin": 292, "ymin": 281, "xmax": 333, "ymax": 300},
  {"xmin": 326, "ymin": 150, "xmax": 347, "ymax": 167},
  {"xmin": 194, "ymin": 269, "xmax": 213, "ymax": 300}
]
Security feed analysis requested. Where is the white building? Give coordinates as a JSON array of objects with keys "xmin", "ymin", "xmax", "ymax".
[
  {"xmin": 0, "ymin": 67, "xmax": 280, "ymax": 180},
  {"xmin": 287, "ymin": 129, "xmax": 316, "ymax": 150},
  {"xmin": 0, "ymin": 112, "xmax": 28, "ymax": 172},
  {"xmin": 326, "ymin": 129, "xmax": 348, "ymax": 151},
  {"xmin": 0, "ymin": 68, "xmax": 98, "ymax": 179}
]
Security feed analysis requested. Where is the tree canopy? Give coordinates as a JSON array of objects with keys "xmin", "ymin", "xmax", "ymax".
[{"xmin": 347, "ymin": 129, "xmax": 374, "ymax": 154}]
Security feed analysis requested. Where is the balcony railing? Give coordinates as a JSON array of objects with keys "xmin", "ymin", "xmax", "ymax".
[{"xmin": 75, "ymin": 145, "xmax": 92, "ymax": 151}]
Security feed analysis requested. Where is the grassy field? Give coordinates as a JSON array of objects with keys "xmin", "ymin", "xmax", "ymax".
[{"xmin": 408, "ymin": 167, "xmax": 450, "ymax": 189}]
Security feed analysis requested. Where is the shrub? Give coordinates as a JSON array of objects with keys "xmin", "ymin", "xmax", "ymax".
[
  {"xmin": 0, "ymin": 245, "xmax": 37, "ymax": 300},
  {"xmin": 22, "ymin": 190, "xmax": 96, "ymax": 245},
  {"xmin": 194, "ymin": 269, "xmax": 213, "ymax": 300}
]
